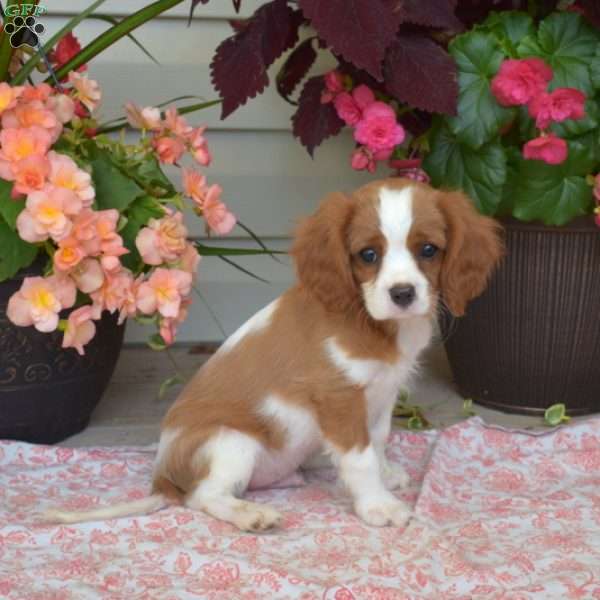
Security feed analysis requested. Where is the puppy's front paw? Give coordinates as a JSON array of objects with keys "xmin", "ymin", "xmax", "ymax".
[
  {"xmin": 382, "ymin": 463, "xmax": 410, "ymax": 490},
  {"xmin": 354, "ymin": 493, "xmax": 411, "ymax": 528}
]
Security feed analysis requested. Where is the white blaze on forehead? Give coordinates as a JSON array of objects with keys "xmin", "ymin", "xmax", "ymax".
[{"xmin": 361, "ymin": 185, "xmax": 431, "ymax": 319}]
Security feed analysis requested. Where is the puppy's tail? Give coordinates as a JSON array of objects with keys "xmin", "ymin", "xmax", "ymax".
[{"xmin": 42, "ymin": 494, "xmax": 168, "ymax": 525}]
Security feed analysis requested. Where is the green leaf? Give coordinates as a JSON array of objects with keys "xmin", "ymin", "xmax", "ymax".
[
  {"xmin": 195, "ymin": 243, "xmax": 286, "ymax": 256},
  {"xmin": 407, "ymin": 416, "xmax": 424, "ymax": 431},
  {"xmin": 544, "ymin": 403, "xmax": 570, "ymax": 426},
  {"xmin": 159, "ymin": 374, "xmax": 184, "ymax": 398},
  {"xmin": 447, "ymin": 31, "xmax": 514, "ymax": 149},
  {"xmin": 509, "ymin": 135, "xmax": 596, "ymax": 225},
  {"xmin": 0, "ymin": 219, "xmax": 38, "ymax": 282},
  {"xmin": 11, "ymin": 0, "xmax": 107, "ymax": 85},
  {"xmin": 0, "ymin": 179, "xmax": 23, "ymax": 230},
  {"xmin": 517, "ymin": 12, "xmax": 600, "ymax": 94},
  {"xmin": 463, "ymin": 398, "xmax": 476, "ymax": 416},
  {"xmin": 50, "ymin": 0, "xmax": 186, "ymax": 83},
  {"xmin": 120, "ymin": 195, "xmax": 165, "ymax": 272},
  {"xmin": 482, "ymin": 11, "xmax": 535, "ymax": 56},
  {"xmin": 131, "ymin": 154, "xmax": 176, "ymax": 197},
  {"xmin": 423, "ymin": 122, "xmax": 507, "ymax": 215},
  {"xmin": 147, "ymin": 333, "xmax": 167, "ymax": 351},
  {"xmin": 591, "ymin": 44, "xmax": 600, "ymax": 90},
  {"xmin": 90, "ymin": 148, "xmax": 143, "ymax": 212}
]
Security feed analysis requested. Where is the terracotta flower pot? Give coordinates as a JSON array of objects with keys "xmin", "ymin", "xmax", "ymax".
[
  {"xmin": 0, "ymin": 259, "xmax": 125, "ymax": 443},
  {"xmin": 442, "ymin": 216, "xmax": 600, "ymax": 416}
]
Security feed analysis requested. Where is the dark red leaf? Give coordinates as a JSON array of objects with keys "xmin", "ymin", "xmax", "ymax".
[
  {"xmin": 276, "ymin": 37, "xmax": 317, "ymax": 102},
  {"xmin": 292, "ymin": 76, "xmax": 344, "ymax": 156},
  {"xmin": 299, "ymin": 0, "xmax": 402, "ymax": 80},
  {"xmin": 229, "ymin": 19, "xmax": 249, "ymax": 33},
  {"xmin": 232, "ymin": 0, "xmax": 243, "ymax": 13},
  {"xmin": 577, "ymin": 0, "xmax": 600, "ymax": 30},
  {"xmin": 211, "ymin": 0, "xmax": 302, "ymax": 119},
  {"xmin": 189, "ymin": 0, "xmax": 210, "ymax": 21},
  {"xmin": 384, "ymin": 32, "xmax": 458, "ymax": 115},
  {"xmin": 400, "ymin": 0, "xmax": 463, "ymax": 31}
]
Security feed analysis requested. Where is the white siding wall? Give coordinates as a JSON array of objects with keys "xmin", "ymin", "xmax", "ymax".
[{"xmin": 46, "ymin": 1, "xmax": 373, "ymax": 342}]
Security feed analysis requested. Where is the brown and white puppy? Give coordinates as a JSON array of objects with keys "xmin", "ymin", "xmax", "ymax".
[{"xmin": 46, "ymin": 178, "xmax": 502, "ymax": 531}]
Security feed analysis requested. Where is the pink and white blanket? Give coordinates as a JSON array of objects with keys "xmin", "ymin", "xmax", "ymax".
[{"xmin": 2, "ymin": 416, "xmax": 600, "ymax": 599}]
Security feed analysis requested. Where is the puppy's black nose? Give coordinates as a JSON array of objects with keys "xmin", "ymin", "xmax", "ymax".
[{"xmin": 389, "ymin": 285, "xmax": 416, "ymax": 308}]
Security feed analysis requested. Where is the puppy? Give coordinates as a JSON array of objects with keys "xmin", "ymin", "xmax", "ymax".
[{"xmin": 46, "ymin": 178, "xmax": 502, "ymax": 531}]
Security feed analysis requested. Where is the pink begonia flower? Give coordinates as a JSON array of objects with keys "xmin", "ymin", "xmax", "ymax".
[
  {"xmin": 54, "ymin": 237, "xmax": 86, "ymax": 272},
  {"xmin": 136, "ymin": 268, "xmax": 192, "ymax": 318},
  {"xmin": 95, "ymin": 209, "xmax": 128, "ymax": 257},
  {"xmin": 2, "ymin": 100, "xmax": 60, "ymax": 141},
  {"xmin": 62, "ymin": 305, "xmax": 96, "ymax": 355},
  {"xmin": 388, "ymin": 158, "xmax": 431, "ymax": 183},
  {"xmin": 91, "ymin": 270, "xmax": 134, "ymax": 314},
  {"xmin": 163, "ymin": 106, "xmax": 192, "ymax": 137},
  {"xmin": 159, "ymin": 298, "xmax": 191, "ymax": 345},
  {"xmin": 182, "ymin": 167, "xmax": 207, "ymax": 204},
  {"xmin": 0, "ymin": 83, "xmax": 23, "ymax": 115},
  {"xmin": 178, "ymin": 242, "xmax": 201, "ymax": 275},
  {"xmin": 350, "ymin": 145, "xmax": 393, "ymax": 173},
  {"xmin": 22, "ymin": 83, "xmax": 53, "ymax": 103},
  {"xmin": 71, "ymin": 257, "xmax": 104, "ymax": 293},
  {"xmin": 68, "ymin": 72, "xmax": 101, "ymax": 113},
  {"xmin": 48, "ymin": 151, "xmax": 95, "ymax": 207},
  {"xmin": 100, "ymin": 255, "xmax": 122, "ymax": 274},
  {"xmin": 153, "ymin": 135, "xmax": 186, "ymax": 164},
  {"xmin": 594, "ymin": 174, "xmax": 600, "ymax": 204},
  {"xmin": 70, "ymin": 209, "xmax": 98, "ymax": 249},
  {"xmin": 118, "ymin": 274, "xmax": 143, "ymax": 325},
  {"xmin": 0, "ymin": 126, "xmax": 52, "ymax": 177},
  {"xmin": 16, "ymin": 186, "xmax": 83, "ymax": 243},
  {"xmin": 321, "ymin": 70, "xmax": 344, "ymax": 104},
  {"xmin": 523, "ymin": 133, "xmax": 568, "ymax": 165},
  {"xmin": 354, "ymin": 102, "xmax": 405, "ymax": 152},
  {"xmin": 187, "ymin": 126, "xmax": 212, "ymax": 166},
  {"xmin": 46, "ymin": 93, "xmax": 75, "ymax": 124},
  {"xmin": 135, "ymin": 211, "xmax": 188, "ymax": 265},
  {"xmin": 124, "ymin": 102, "xmax": 161, "ymax": 131},
  {"xmin": 333, "ymin": 85, "xmax": 376, "ymax": 126},
  {"xmin": 528, "ymin": 88, "xmax": 586, "ymax": 130},
  {"xmin": 7, "ymin": 275, "xmax": 76, "ymax": 332},
  {"xmin": 201, "ymin": 184, "xmax": 236, "ymax": 235},
  {"xmin": 10, "ymin": 154, "xmax": 50, "ymax": 196},
  {"xmin": 491, "ymin": 58, "xmax": 553, "ymax": 107}
]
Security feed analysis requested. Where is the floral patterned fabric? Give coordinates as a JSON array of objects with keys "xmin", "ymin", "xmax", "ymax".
[{"xmin": 2, "ymin": 417, "xmax": 600, "ymax": 599}]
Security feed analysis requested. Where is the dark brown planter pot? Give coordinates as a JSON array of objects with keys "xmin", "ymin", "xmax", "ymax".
[
  {"xmin": 442, "ymin": 216, "xmax": 600, "ymax": 416},
  {"xmin": 0, "ymin": 259, "xmax": 125, "ymax": 443}
]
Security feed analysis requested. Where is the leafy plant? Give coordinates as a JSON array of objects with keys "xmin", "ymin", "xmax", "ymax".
[{"xmin": 204, "ymin": 0, "xmax": 600, "ymax": 227}]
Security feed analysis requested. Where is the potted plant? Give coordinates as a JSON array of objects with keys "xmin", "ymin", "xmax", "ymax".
[
  {"xmin": 205, "ymin": 0, "xmax": 600, "ymax": 415},
  {"xmin": 0, "ymin": 0, "xmax": 277, "ymax": 443}
]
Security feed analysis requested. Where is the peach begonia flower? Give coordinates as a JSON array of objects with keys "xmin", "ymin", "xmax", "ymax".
[
  {"xmin": 16, "ymin": 185, "xmax": 82, "ymax": 243},
  {"xmin": 163, "ymin": 106, "xmax": 192, "ymax": 137},
  {"xmin": 0, "ymin": 82, "xmax": 23, "ymax": 114},
  {"xmin": 48, "ymin": 151, "xmax": 95, "ymax": 207},
  {"xmin": 95, "ymin": 209, "xmax": 128, "ymax": 256},
  {"xmin": 2, "ymin": 100, "xmax": 61, "ymax": 141},
  {"xmin": 71, "ymin": 257, "xmax": 104, "ymax": 293},
  {"xmin": 0, "ymin": 126, "xmax": 52, "ymax": 178},
  {"xmin": 125, "ymin": 102, "xmax": 161, "ymax": 131},
  {"xmin": 62, "ymin": 305, "xmax": 96, "ymax": 355},
  {"xmin": 68, "ymin": 72, "xmax": 101, "ymax": 113},
  {"xmin": 159, "ymin": 297, "xmax": 191, "ymax": 345},
  {"xmin": 152, "ymin": 135, "xmax": 186, "ymax": 165},
  {"xmin": 22, "ymin": 83, "xmax": 53, "ymax": 103},
  {"xmin": 10, "ymin": 154, "xmax": 50, "ymax": 196},
  {"xmin": 100, "ymin": 255, "xmax": 122, "ymax": 274},
  {"xmin": 7, "ymin": 274, "xmax": 76, "ymax": 332},
  {"xmin": 135, "ymin": 211, "xmax": 188, "ymax": 265},
  {"xmin": 181, "ymin": 167, "xmax": 207, "ymax": 204},
  {"xmin": 54, "ymin": 237, "xmax": 86, "ymax": 272},
  {"xmin": 136, "ymin": 268, "xmax": 192, "ymax": 318},
  {"xmin": 90, "ymin": 270, "xmax": 135, "ymax": 314},
  {"xmin": 118, "ymin": 273, "xmax": 143, "ymax": 325},
  {"xmin": 178, "ymin": 242, "xmax": 200, "ymax": 275},
  {"xmin": 187, "ymin": 126, "xmax": 211, "ymax": 166},
  {"xmin": 46, "ymin": 93, "xmax": 76, "ymax": 124},
  {"xmin": 201, "ymin": 184, "xmax": 236, "ymax": 235}
]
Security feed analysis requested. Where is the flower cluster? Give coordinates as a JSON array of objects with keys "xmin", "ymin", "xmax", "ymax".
[
  {"xmin": 321, "ymin": 71, "xmax": 405, "ymax": 173},
  {"xmin": 4, "ymin": 75, "xmax": 235, "ymax": 354},
  {"xmin": 491, "ymin": 58, "xmax": 586, "ymax": 165}
]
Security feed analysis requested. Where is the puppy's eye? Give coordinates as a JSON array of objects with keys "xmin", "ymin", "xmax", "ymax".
[
  {"xmin": 359, "ymin": 248, "xmax": 378, "ymax": 264},
  {"xmin": 420, "ymin": 243, "xmax": 438, "ymax": 259}
]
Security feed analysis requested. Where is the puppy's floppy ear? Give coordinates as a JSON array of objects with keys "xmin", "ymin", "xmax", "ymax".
[
  {"xmin": 291, "ymin": 192, "xmax": 357, "ymax": 312},
  {"xmin": 437, "ymin": 190, "xmax": 504, "ymax": 317}
]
